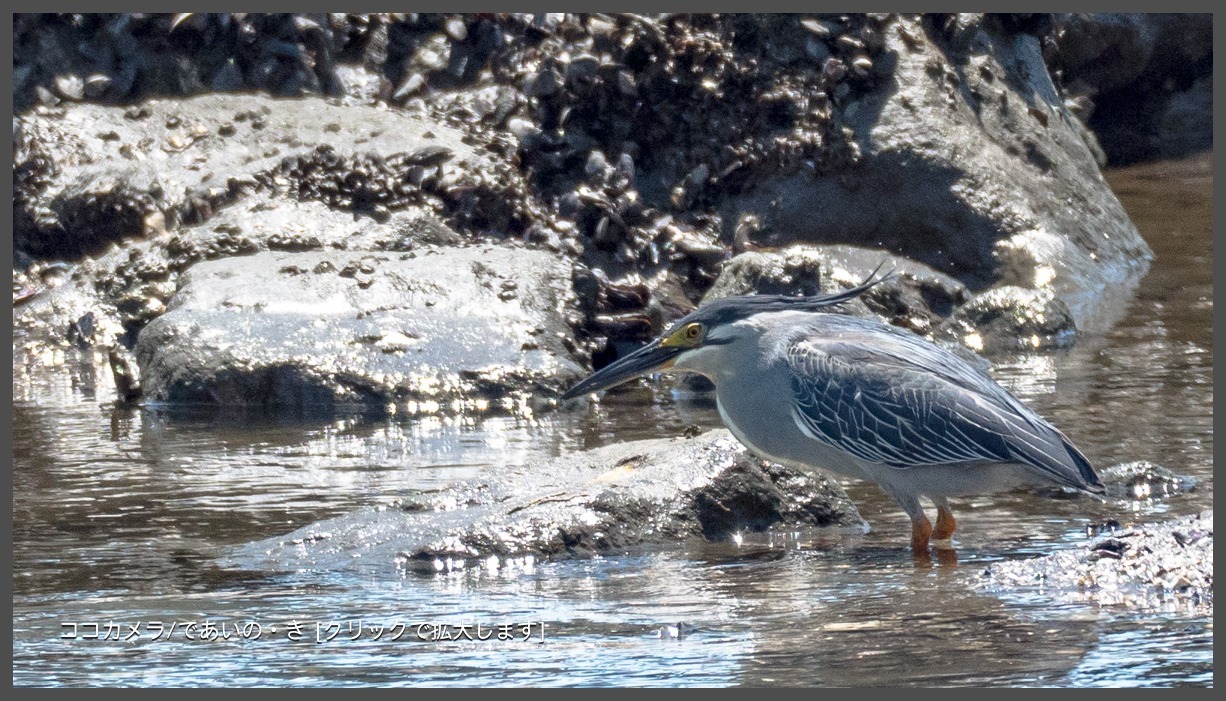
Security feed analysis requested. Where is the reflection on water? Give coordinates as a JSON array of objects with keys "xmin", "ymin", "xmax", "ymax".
[{"xmin": 11, "ymin": 154, "xmax": 1213, "ymax": 687}]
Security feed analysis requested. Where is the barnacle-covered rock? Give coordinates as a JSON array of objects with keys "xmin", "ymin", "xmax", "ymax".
[
  {"xmin": 980, "ymin": 510, "xmax": 1213, "ymax": 612},
  {"xmin": 136, "ymin": 245, "xmax": 584, "ymax": 417}
]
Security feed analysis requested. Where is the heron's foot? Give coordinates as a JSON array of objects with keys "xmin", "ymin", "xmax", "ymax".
[
  {"xmin": 912, "ymin": 549, "xmax": 958, "ymax": 568},
  {"xmin": 910, "ymin": 516, "xmax": 932, "ymax": 554},
  {"xmin": 933, "ymin": 505, "xmax": 957, "ymax": 542}
]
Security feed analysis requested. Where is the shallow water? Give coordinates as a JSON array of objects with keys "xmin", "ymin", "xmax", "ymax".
[{"xmin": 11, "ymin": 153, "xmax": 1213, "ymax": 687}]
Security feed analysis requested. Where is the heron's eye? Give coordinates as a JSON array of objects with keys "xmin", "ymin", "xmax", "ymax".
[{"xmin": 662, "ymin": 321, "xmax": 705, "ymax": 348}]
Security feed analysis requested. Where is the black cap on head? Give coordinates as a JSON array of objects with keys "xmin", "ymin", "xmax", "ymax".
[{"xmin": 667, "ymin": 263, "xmax": 895, "ymax": 333}]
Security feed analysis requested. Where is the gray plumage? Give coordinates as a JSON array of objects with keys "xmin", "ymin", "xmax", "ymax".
[
  {"xmin": 562, "ymin": 270, "xmax": 1105, "ymax": 552},
  {"xmin": 784, "ymin": 314, "xmax": 1100, "ymax": 491}
]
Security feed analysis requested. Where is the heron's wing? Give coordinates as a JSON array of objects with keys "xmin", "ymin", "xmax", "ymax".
[{"xmin": 785, "ymin": 330, "xmax": 1100, "ymax": 491}]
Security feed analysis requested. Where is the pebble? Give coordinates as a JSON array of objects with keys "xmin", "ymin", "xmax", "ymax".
[
  {"xmin": 53, "ymin": 73, "xmax": 85, "ymax": 101},
  {"xmin": 393, "ymin": 74, "xmax": 425, "ymax": 102},
  {"xmin": 444, "ymin": 17, "xmax": 468, "ymax": 42}
]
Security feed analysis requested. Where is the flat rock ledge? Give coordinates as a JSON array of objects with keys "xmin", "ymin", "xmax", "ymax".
[
  {"xmin": 222, "ymin": 429, "xmax": 866, "ymax": 574},
  {"xmin": 135, "ymin": 244, "xmax": 583, "ymax": 416}
]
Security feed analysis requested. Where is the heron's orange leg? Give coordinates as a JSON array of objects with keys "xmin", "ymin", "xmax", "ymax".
[
  {"xmin": 933, "ymin": 505, "xmax": 957, "ymax": 541},
  {"xmin": 910, "ymin": 515, "xmax": 932, "ymax": 553}
]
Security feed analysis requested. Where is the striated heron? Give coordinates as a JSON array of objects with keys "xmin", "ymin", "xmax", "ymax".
[{"xmin": 562, "ymin": 271, "xmax": 1105, "ymax": 553}]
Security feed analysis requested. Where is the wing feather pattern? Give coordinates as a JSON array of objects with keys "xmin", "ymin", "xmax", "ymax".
[{"xmin": 785, "ymin": 322, "xmax": 1102, "ymax": 493}]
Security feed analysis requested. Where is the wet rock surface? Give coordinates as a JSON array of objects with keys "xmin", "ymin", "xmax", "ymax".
[
  {"xmin": 13, "ymin": 93, "xmax": 495, "ymax": 259},
  {"xmin": 978, "ymin": 510, "xmax": 1213, "ymax": 612},
  {"xmin": 222, "ymin": 429, "xmax": 866, "ymax": 573},
  {"xmin": 135, "ymin": 245, "xmax": 583, "ymax": 415},
  {"xmin": 1097, "ymin": 460, "xmax": 1198, "ymax": 501},
  {"xmin": 703, "ymin": 244, "xmax": 969, "ymax": 337},
  {"xmin": 717, "ymin": 14, "xmax": 1150, "ymax": 295},
  {"xmin": 934, "ymin": 286, "xmax": 1078, "ymax": 353},
  {"xmin": 12, "ymin": 14, "xmax": 1175, "ymax": 413},
  {"xmin": 12, "ymin": 195, "xmax": 474, "ymax": 361}
]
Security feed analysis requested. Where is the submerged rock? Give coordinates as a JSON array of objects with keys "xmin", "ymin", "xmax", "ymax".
[
  {"xmin": 934, "ymin": 286, "xmax": 1078, "ymax": 353},
  {"xmin": 1098, "ymin": 460, "xmax": 1197, "ymax": 501},
  {"xmin": 136, "ymin": 245, "xmax": 583, "ymax": 416},
  {"xmin": 978, "ymin": 510, "xmax": 1212, "ymax": 612},
  {"xmin": 223, "ymin": 429, "xmax": 866, "ymax": 573}
]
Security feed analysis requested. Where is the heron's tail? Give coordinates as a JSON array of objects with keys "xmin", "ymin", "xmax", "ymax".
[{"xmin": 1063, "ymin": 436, "xmax": 1105, "ymax": 495}]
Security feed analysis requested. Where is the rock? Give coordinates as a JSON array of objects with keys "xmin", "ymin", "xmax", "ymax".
[
  {"xmin": 53, "ymin": 73, "xmax": 85, "ymax": 101},
  {"xmin": 83, "ymin": 74, "xmax": 112, "ymax": 99},
  {"xmin": 443, "ymin": 17, "xmax": 468, "ymax": 42},
  {"xmin": 11, "ymin": 90, "xmax": 543, "ymax": 372},
  {"xmin": 221, "ymin": 429, "xmax": 866, "ymax": 573},
  {"xmin": 14, "ymin": 93, "xmax": 488, "ymax": 259},
  {"xmin": 991, "ymin": 227, "xmax": 1120, "ymax": 327},
  {"xmin": 1052, "ymin": 14, "xmax": 1158, "ymax": 94},
  {"xmin": 135, "ymin": 244, "xmax": 584, "ymax": 416},
  {"xmin": 12, "ymin": 280, "xmax": 126, "ymax": 358},
  {"xmin": 1051, "ymin": 13, "xmax": 1212, "ymax": 165},
  {"xmin": 13, "ymin": 15, "xmax": 1164, "ymax": 360},
  {"xmin": 1157, "ymin": 75, "xmax": 1212, "ymax": 161},
  {"xmin": 1099, "ymin": 460, "xmax": 1197, "ymax": 501},
  {"xmin": 703, "ymin": 244, "xmax": 969, "ymax": 336},
  {"xmin": 978, "ymin": 510, "xmax": 1213, "ymax": 612},
  {"xmin": 934, "ymin": 286, "xmax": 1077, "ymax": 353},
  {"xmin": 11, "ymin": 195, "xmax": 462, "ymax": 357},
  {"xmin": 391, "ymin": 73, "xmax": 426, "ymax": 102},
  {"xmin": 527, "ymin": 66, "xmax": 562, "ymax": 98},
  {"xmin": 162, "ymin": 195, "xmax": 453, "ymax": 260},
  {"xmin": 211, "ymin": 59, "xmax": 244, "ymax": 92},
  {"xmin": 718, "ymin": 14, "xmax": 1151, "ymax": 323}
]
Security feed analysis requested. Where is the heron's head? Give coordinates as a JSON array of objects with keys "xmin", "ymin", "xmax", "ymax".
[{"xmin": 561, "ymin": 266, "xmax": 893, "ymax": 400}]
